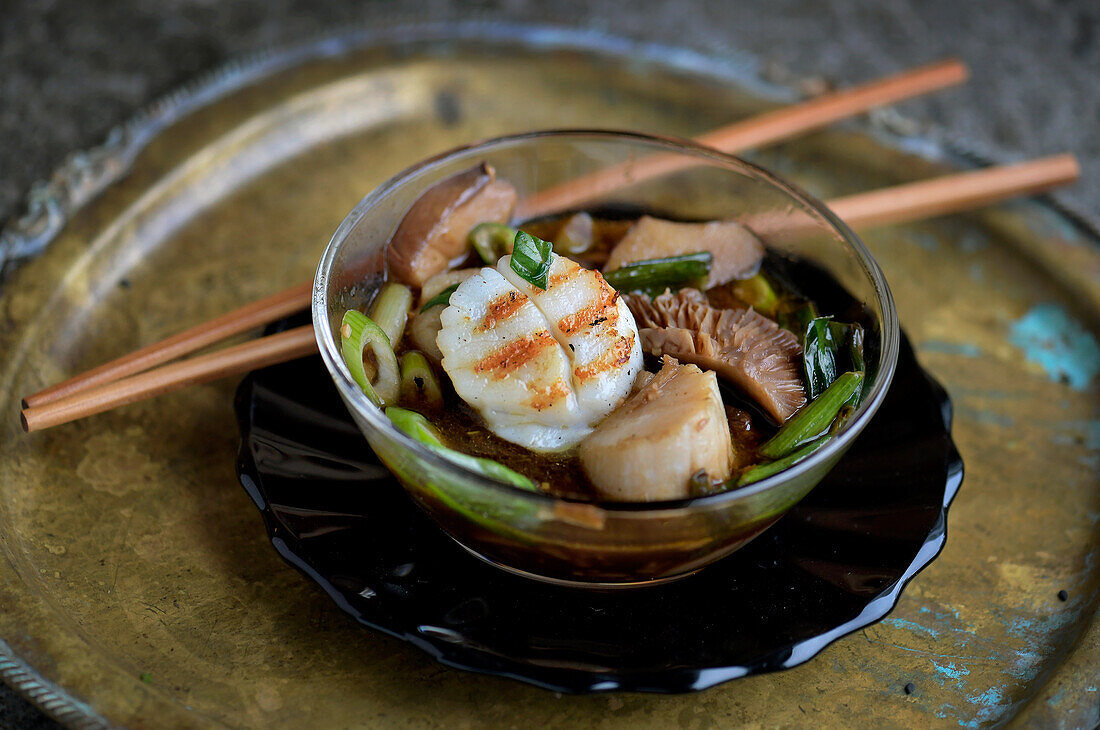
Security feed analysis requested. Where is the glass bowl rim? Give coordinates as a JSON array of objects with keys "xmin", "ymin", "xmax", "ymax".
[{"xmin": 313, "ymin": 128, "xmax": 900, "ymax": 513}]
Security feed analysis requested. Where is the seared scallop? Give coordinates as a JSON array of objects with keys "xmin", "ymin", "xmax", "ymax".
[
  {"xmin": 579, "ymin": 356, "xmax": 734, "ymax": 501},
  {"xmin": 437, "ymin": 252, "xmax": 642, "ymax": 452}
]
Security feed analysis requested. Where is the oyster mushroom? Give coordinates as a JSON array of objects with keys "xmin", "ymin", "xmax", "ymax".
[
  {"xmin": 605, "ymin": 216, "xmax": 764, "ymax": 288},
  {"xmin": 579, "ymin": 356, "xmax": 733, "ymax": 501},
  {"xmin": 386, "ymin": 163, "xmax": 518, "ymax": 287},
  {"xmin": 626, "ymin": 289, "xmax": 805, "ymax": 422}
]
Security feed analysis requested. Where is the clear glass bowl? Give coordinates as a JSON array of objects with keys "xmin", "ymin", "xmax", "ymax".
[{"xmin": 313, "ymin": 131, "xmax": 899, "ymax": 587}]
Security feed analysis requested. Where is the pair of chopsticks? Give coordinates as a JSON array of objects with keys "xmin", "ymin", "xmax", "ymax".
[{"xmin": 20, "ymin": 59, "xmax": 1080, "ymax": 433}]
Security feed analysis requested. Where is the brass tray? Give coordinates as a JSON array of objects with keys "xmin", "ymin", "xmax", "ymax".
[{"xmin": 2, "ymin": 22, "xmax": 1098, "ymax": 728}]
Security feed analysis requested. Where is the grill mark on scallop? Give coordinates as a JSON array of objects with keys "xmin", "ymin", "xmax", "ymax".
[
  {"xmin": 557, "ymin": 286, "xmax": 619, "ymax": 335},
  {"xmin": 527, "ymin": 380, "xmax": 571, "ymax": 411},
  {"xmin": 476, "ymin": 290, "xmax": 528, "ymax": 333},
  {"xmin": 574, "ymin": 333, "xmax": 636, "ymax": 381},
  {"xmin": 474, "ymin": 331, "xmax": 557, "ymax": 378}
]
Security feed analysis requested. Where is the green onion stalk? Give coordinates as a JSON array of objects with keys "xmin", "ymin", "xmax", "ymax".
[
  {"xmin": 602, "ymin": 252, "xmax": 712, "ymax": 298},
  {"xmin": 757, "ymin": 371, "xmax": 864, "ymax": 460}
]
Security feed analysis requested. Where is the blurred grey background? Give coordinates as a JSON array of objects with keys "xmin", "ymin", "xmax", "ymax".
[{"xmin": 0, "ymin": 0, "xmax": 1096, "ymax": 727}]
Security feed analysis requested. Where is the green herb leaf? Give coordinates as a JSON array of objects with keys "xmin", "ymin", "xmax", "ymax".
[
  {"xmin": 602, "ymin": 252, "xmax": 712, "ymax": 298},
  {"xmin": 510, "ymin": 231, "xmax": 554, "ymax": 290},
  {"xmin": 803, "ymin": 316, "xmax": 838, "ymax": 399},
  {"xmin": 419, "ymin": 283, "xmax": 460, "ymax": 313}
]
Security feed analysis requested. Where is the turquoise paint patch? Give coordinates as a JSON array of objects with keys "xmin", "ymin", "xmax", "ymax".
[
  {"xmin": 932, "ymin": 660, "xmax": 971, "ymax": 681},
  {"xmin": 966, "ymin": 685, "xmax": 1013, "ymax": 726},
  {"xmin": 921, "ymin": 340, "xmax": 982, "ymax": 358},
  {"xmin": 882, "ymin": 617, "xmax": 940, "ymax": 639},
  {"xmin": 1009, "ymin": 304, "xmax": 1100, "ymax": 390}
]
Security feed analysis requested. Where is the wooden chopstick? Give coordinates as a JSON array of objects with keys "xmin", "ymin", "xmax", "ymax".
[
  {"xmin": 19, "ymin": 153, "xmax": 1079, "ymax": 433},
  {"xmin": 828, "ymin": 154, "xmax": 1080, "ymax": 228},
  {"xmin": 23, "ymin": 281, "xmax": 314, "ymax": 409},
  {"xmin": 20, "ymin": 60, "xmax": 968, "ymax": 411},
  {"xmin": 21, "ymin": 326, "xmax": 318, "ymax": 433},
  {"xmin": 519, "ymin": 59, "xmax": 969, "ymax": 217}
]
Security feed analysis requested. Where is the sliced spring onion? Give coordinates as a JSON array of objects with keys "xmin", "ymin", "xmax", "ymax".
[
  {"xmin": 469, "ymin": 222, "xmax": 518, "ymax": 264},
  {"xmin": 757, "ymin": 371, "xmax": 863, "ymax": 460},
  {"xmin": 731, "ymin": 273, "xmax": 779, "ymax": 316},
  {"xmin": 385, "ymin": 407, "xmax": 538, "ymax": 491},
  {"xmin": 510, "ymin": 231, "xmax": 554, "ymax": 290},
  {"xmin": 737, "ymin": 435, "xmax": 832, "ymax": 487},
  {"xmin": 602, "ymin": 252, "xmax": 712, "ymax": 298},
  {"xmin": 399, "ymin": 351, "xmax": 443, "ymax": 409},
  {"xmin": 419, "ymin": 283, "xmax": 460, "ymax": 313},
  {"xmin": 369, "ymin": 282, "xmax": 413, "ymax": 347},
  {"xmin": 803, "ymin": 316, "xmax": 838, "ymax": 400},
  {"xmin": 340, "ymin": 310, "xmax": 400, "ymax": 406}
]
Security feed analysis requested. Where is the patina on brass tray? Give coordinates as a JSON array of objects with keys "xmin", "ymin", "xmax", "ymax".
[{"xmin": 1, "ymin": 22, "xmax": 1098, "ymax": 729}]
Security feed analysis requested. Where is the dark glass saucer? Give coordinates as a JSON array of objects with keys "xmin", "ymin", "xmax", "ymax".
[{"xmin": 234, "ymin": 321, "xmax": 962, "ymax": 694}]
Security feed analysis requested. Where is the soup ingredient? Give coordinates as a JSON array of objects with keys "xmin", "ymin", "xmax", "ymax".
[
  {"xmin": 420, "ymin": 284, "xmax": 460, "ymax": 313},
  {"xmin": 410, "ymin": 269, "xmax": 479, "ymax": 361},
  {"xmin": 386, "ymin": 163, "xmax": 518, "ymax": 287},
  {"xmin": 737, "ymin": 434, "xmax": 831, "ymax": 487},
  {"xmin": 578, "ymin": 356, "xmax": 733, "ymax": 501},
  {"xmin": 602, "ymin": 252, "xmax": 712, "ymax": 298},
  {"xmin": 496, "ymin": 251, "xmax": 642, "ymax": 424},
  {"xmin": 757, "ymin": 371, "xmax": 863, "ymax": 459},
  {"xmin": 730, "ymin": 273, "xmax": 779, "ymax": 317},
  {"xmin": 437, "ymin": 251, "xmax": 642, "ymax": 452},
  {"xmin": 605, "ymin": 216, "xmax": 764, "ymax": 288},
  {"xmin": 369, "ymin": 282, "xmax": 413, "ymax": 346},
  {"xmin": 627, "ymin": 289, "xmax": 805, "ymax": 422},
  {"xmin": 554, "ymin": 211, "xmax": 594, "ymax": 256},
  {"xmin": 804, "ymin": 316, "xmax": 839, "ymax": 400},
  {"xmin": 509, "ymin": 231, "xmax": 554, "ymax": 290},
  {"xmin": 399, "ymin": 351, "xmax": 443, "ymax": 409},
  {"xmin": 470, "ymin": 222, "xmax": 519, "ymax": 264},
  {"xmin": 341, "ymin": 310, "xmax": 400, "ymax": 406},
  {"xmin": 385, "ymin": 406, "xmax": 537, "ymax": 490}
]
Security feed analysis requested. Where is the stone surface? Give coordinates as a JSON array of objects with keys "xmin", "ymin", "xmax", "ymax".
[{"xmin": 0, "ymin": 1, "xmax": 1097, "ymax": 727}]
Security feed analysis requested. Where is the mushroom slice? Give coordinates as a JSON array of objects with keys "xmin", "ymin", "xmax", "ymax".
[
  {"xmin": 605, "ymin": 216, "xmax": 764, "ymax": 288},
  {"xmin": 579, "ymin": 356, "xmax": 733, "ymax": 501},
  {"xmin": 627, "ymin": 289, "xmax": 806, "ymax": 423},
  {"xmin": 386, "ymin": 163, "xmax": 519, "ymax": 287}
]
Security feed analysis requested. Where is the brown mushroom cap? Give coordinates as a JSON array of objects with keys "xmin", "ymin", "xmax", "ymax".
[
  {"xmin": 626, "ymin": 289, "xmax": 806, "ymax": 423},
  {"xmin": 386, "ymin": 163, "xmax": 519, "ymax": 287}
]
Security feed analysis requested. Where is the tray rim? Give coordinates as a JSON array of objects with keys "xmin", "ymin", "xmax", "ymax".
[{"xmin": 1, "ymin": 18, "xmax": 1097, "ymax": 729}]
